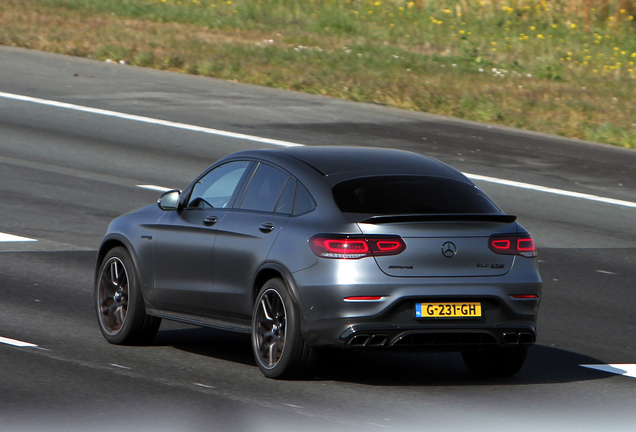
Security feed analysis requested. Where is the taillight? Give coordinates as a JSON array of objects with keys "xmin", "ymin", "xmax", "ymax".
[
  {"xmin": 309, "ymin": 235, "xmax": 406, "ymax": 259},
  {"xmin": 488, "ymin": 234, "xmax": 536, "ymax": 258},
  {"xmin": 370, "ymin": 238, "xmax": 406, "ymax": 255}
]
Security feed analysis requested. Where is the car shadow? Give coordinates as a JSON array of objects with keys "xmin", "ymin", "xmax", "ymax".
[
  {"xmin": 152, "ymin": 326, "xmax": 255, "ymax": 367},
  {"xmin": 308, "ymin": 345, "xmax": 614, "ymax": 386},
  {"xmin": 151, "ymin": 326, "xmax": 614, "ymax": 386}
]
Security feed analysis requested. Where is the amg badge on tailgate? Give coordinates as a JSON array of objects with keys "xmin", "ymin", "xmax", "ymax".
[{"xmin": 477, "ymin": 263, "xmax": 506, "ymax": 269}]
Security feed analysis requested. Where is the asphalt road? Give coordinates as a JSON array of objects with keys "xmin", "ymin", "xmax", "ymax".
[{"xmin": 0, "ymin": 46, "xmax": 635, "ymax": 431}]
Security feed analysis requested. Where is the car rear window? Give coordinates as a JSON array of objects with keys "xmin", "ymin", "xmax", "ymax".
[{"xmin": 332, "ymin": 176, "xmax": 500, "ymax": 215}]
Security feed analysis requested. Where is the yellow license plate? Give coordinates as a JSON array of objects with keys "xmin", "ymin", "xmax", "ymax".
[{"xmin": 415, "ymin": 302, "xmax": 481, "ymax": 318}]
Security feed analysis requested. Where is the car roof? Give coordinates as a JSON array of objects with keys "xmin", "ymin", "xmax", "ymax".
[{"xmin": 227, "ymin": 146, "xmax": 466, "ymax": 185}]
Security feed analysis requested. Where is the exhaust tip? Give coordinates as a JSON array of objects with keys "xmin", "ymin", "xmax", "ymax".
[
  {"xmin": 347, "ymin": 334, "xmax": 388, "ymax": 347},
  {"xmin": 503, "ymin": 332, "xmax": 519, "ymax": 345},
  {"xmin": 519, "ymin": 332, "xmax": 535, "ymax": 345},
  {"xmin": 348, "ymin": 335, "xmax": 370, "ymax": 347},
  {"xmin": 368, "ymin": 335, "xmax": 388, "ymax": 347}
]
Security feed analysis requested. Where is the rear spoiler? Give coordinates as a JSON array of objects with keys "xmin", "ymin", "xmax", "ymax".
[{"xmin": 358, "ymin": 214, "xmax": 517, "ymax": 224}]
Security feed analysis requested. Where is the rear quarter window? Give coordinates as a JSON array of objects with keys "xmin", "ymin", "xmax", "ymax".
[
  {"xmin": 293, "ymin": 183, "xmax": 316, "ymax": 215},
  {"xmin": 332, "ymin": 176, "xmax": 500, "ymax": 215}
]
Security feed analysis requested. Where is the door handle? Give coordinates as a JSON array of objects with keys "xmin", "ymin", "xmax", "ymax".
[
  {"xmin": 203, "ymin": 216, "xmax": 218, "ymax": 226},
  {"xmin": 259, "ymin": 222, "xmax": 275, "ymax": 233}
]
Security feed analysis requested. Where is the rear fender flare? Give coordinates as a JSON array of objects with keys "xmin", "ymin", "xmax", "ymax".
[{"xmin": 254, "ymin": 262, "xmax": 301, "ymax": 307}]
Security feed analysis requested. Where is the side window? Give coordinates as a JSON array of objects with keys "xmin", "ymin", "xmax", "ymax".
[
  {"xmin": 187, "ymin": 161, "xmax": 250, "ymax": 209},
  {"xmin": 275, "ymin": 179, "xmax": 296, "ymax": 214},
  {"xmin": 240, "ymin": 164, "xmax": 290, "ymax": 213},
  {"xmin": 293, "ymin": 183, "xmax": 316, "ymax": 215}
]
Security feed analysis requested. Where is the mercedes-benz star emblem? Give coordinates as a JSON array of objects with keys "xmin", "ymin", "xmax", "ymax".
[{"xmin": 441, "ymin": 242, "xmax": 457, "ymax": 258}]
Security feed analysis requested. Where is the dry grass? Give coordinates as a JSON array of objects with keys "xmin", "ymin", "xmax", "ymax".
[
  {"xmin": 1, "ymin": 0, "xmax": 635, "ymax": 147},
  {"xmin": 0, "ymin": 5, "xmax": 268, "ymax": 55}
]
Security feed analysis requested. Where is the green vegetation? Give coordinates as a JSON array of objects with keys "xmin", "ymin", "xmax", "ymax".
[{"xmin": 1, "ymin": 0, "xmax": 635, "ymax": 147}]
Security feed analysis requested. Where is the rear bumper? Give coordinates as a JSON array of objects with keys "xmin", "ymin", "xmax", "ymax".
[
  {"xmin": 301, "ymin": 313, "xmax": 537, "ymax": 350},
  {"xmin": 293, "ymin": 256, "xmax": 541, "ymax": 319},
  {"xmin": 338, "ymin": 324, "xmax": 536, "ymax": 350},
  {"xmin": 292, "ymin": 252, "xmax": 541, "ymax": 350}
]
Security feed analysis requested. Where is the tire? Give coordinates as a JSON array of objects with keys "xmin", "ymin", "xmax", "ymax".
[
  {"xmin": 462, "ymin": 346, "xmax": 528, "ymax": 377},
  {"xmin": 95, "ymin": 246, "xmax": 161, "ymax": 345},
  {"xmin": 251, "ymin": 278, "xmax": 314, "ymax": 379}
]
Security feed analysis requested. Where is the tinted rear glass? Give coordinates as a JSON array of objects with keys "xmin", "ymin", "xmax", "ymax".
[
  {"xmin": 240, "ymin": 163, "xmax": 289, "ymax": 212},
  {"xmin": 293, "ymin": 183, "xmax": 316, "ymax": 215},
  {"xmin": 332, "ymin": 176, "xmax": 499, "ymax": 215},
  {"xmin": 275, "ymin": 179, "xmax": 296, "ymax": 214}
]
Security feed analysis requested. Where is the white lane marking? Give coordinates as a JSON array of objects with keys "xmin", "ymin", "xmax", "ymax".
[
  {"xmin": 2, "ymin": 92, "xmax": 634, "ymax": 209},
  {"xmin": 137, "ymin": 184, "xmax": 174, "ymax": 192},
  {"xmin": 194, "ymin": 383, "xmax": 216, "ymax": 389},
  {"xmin": 0, "ymin": 232, "xmax": 37, "ymax": 242},
  {"xmin": 367, "ymin": 423, "xmax": 391, "ymax": 429},
  {"xmin": 0, "ymin": 91, "xmax": 303, "ymax": 148},
  {"xmin": 595, "ymin": 270, "xmax": 617, "ymax": 275},
  {"xmin": 0, "ymin": 336, "xmax": 38, "ymax": 348},
  {"xmin": 581, "ymin": 364, "xmax": 636, "ymax": 378},
  {"xmin": 109, "ymin": 363, "xmax": 132, "ymax": 370},
  {"xmin": 283, "ymin": 403, "xmax": 304, "ymax": 409},
  {"xmin": 465, "ymin": 173, "xmax": 636, "ymax": 209}
]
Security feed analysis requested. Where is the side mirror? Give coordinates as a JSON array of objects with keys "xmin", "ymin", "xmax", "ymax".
[{"xmin": 157, "ymin": 190, "xmax": 181, "ymax": 211}]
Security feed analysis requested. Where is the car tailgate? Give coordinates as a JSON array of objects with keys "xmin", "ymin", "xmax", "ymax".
[{"xmin": 356, "ymin": 215, "xmax": 518, "ymax": 278}]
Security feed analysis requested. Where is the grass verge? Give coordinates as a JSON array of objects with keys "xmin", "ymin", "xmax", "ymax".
[{"xmin": 1, "ymin": 0, "xmax": 635, "ymax": 148}]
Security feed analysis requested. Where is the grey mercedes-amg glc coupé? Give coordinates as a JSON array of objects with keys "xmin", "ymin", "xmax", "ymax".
[{"xmin": 95, "ymin": 146, "xmax": 542, "ymax": 379}]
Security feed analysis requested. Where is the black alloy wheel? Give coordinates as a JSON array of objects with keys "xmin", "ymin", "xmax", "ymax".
[
  {"xmin": 98, "ymin": 255, "xmax": 129, "ymax": 336},
  {"xmin": 95, "ymin": 247, "xmax": 160, "ymax": 345},
  {"xmin": 252, "ymin": 278, "xmax": 314, "ymax": 379}
]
